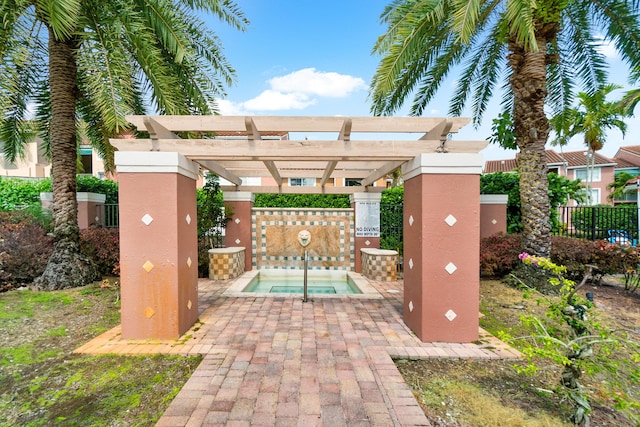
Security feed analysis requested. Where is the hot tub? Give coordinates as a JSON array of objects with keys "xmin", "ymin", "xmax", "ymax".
[{"xmin": 222, "ymin": 270, "xmax": 383, "ymax": 299}]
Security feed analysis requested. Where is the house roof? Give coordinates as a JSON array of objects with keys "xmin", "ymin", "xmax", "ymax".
[
  {"xmin": 616, "ymin": 145, "xmax": 640, "ymax": 156},
  {"xmin": 483, "ymin": 158, "xmax": 518, "ymax": 173},
  {"xmin": 612, "ymin": 157, "xmax": 638, "ymax": 169},
  {"xmin": 110, "ymin": 115, "xmax": 487, "ymax": 194},
  {"xmin": 483, "ymin": 149, "xmax": 616, "ymax": 173}
]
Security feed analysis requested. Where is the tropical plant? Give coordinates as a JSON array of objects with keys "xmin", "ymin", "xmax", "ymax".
[
  {"xmin": 0, "ymin": 0, "xmax": 248, "ymax": 290},
  {"xmin": 508, "ymin": 253, "xmax": 640, "ymax": 426},
  {"xmin": 607, "ymin": 171, "xmax": 637, "ymax": 202},
  {"xmin": 553, "ymin": 84, "xmax": 628, "ymax": 204},
  {"xmin": 369, "ymin": 0, "xmax": 640, "ymax": 258}
]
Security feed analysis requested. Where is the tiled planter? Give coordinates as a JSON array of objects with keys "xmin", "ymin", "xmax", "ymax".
[
  {"xmin": 208, "ymin": 247, "xmax": 245, "ymax": 280},
  {"xmin": 361, "ymin": 248, "xmax": 398, "ymax": 282}
]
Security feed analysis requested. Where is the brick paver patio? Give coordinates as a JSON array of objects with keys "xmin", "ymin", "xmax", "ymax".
[{"xmin": 75, "ymin": 277, "xmax": 520, "ymax": 426}]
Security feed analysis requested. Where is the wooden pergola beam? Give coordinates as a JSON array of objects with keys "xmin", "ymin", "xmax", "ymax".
[
  {"xmin": 126, "ymin": 115, "xmax": 471, "ymax": 134},
  {"xmin": 360, "ymin": 161, "xmax": 406, "ymax": 187},
  {"xmin": 195, "ymin": 160, "xmax": 242, "ymax": 186},
  {"xmin": 109, "ymin": 138, "xmax": 488, "ymax": 160},
  {"xmin": 321, "ymin": 161, "xmax": 338, "ymax": 187},
  {"xmin": 263, "ymin": 160, "xmax": 283, "ymax": 186}
]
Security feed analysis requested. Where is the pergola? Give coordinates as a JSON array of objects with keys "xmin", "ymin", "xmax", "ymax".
[
  {"xmin": 110, "ymin": 115, "xmax": 488, "ymax": 343},
  {"xmin": 112, "ymin": 115, "xmax": 485, "ymax": 193}
]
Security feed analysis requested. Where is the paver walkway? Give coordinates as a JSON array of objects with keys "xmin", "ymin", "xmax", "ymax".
[{"xmin": 76, "ymin": 278, "xmax": 520, "ymax": 426}]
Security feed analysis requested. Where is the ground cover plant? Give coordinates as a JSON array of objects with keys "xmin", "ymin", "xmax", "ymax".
[{"xmin": 0, "ymin": 280, "xmax": 201, "ymax": 426}]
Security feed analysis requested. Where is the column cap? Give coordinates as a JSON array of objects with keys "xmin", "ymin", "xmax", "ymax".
[
  {"xmin": 480, "ymin": 194, "xmax": 509, "ymax": 204},
  {"xmin": 350, "ymin": 193, "xmax": 382, "ymax": 203},
  {"xmin": 114, "ymin": 152, "xmax": 198, "ymax": 180},
  {"xmin": 402, "ymin": 153, "xmax": 484, "ymax": 180},
  {"xmin": 223, "ymin": 191, "xmax": 255, "ymax": 202}
]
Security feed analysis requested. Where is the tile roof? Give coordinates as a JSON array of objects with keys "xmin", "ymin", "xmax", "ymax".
[
  {"xmin": 483, "ymin": 149, "xmax": 616, "ymax": 173},
  {"xmin": 617, "ymin": 145, "xmax": 640, "ymax": 156},
  {"xmin": 483, "ymin": 158, "xmax": 518, "ymax": 173},
  {"xmin": 612, "ymin": 157, "xmax": 638, "ymax": 169}
]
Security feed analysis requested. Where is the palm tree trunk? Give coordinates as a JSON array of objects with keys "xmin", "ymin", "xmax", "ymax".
[
  {"xmin": 34, "ymin": 28, "xmax": 98, "ymax": 290},
  {"xmin": 509, "ymin": 40, "xmax": 552, "ymax": 257}
]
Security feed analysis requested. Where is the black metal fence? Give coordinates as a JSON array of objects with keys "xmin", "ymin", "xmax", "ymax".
[
  {"xmin": 98, "ymin": 204, "xmax": 119, "ymax": 228},
  {"xmin": 555, "ymin": 205, "xmax": 638, "ymax": 242},
  {"xmin": 380, "ymin": 203, "xmax": 403, "ymax": 253}
]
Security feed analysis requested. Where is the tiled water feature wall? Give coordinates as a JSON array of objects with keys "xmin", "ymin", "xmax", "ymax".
[{"xmin": 252, "ymin": 208, "xmax": 354, "ymax": 270}]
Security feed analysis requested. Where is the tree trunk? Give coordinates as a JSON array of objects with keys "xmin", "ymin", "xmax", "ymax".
[
  {"xmin": 34, "ymin": 28, "xmax": 98, "ymax": 291},
  {"xmin": 509, "ymin": 39, "xmax": 552, "ymax": 257}
]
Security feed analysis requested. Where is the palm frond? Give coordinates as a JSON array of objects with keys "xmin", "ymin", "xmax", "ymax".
[
  {"xmin": 34, "ymin": 0, "xmax": 81, "ymax": 40},
  {"xmin": 503, "ymin": 0, "xmax": 537, "ymax": 51}
]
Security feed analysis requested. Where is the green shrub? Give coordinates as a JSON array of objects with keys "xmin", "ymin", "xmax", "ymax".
[
  {"xmin": 254, "ymin": 193, "xmax": 350, "ymax": 208},
  {"xmin": 76, "ymin": 175, "xmax": 119, "ymax": 203},
  {"xmin": 0, "ymin": 211, "xmax": 53, "ymax": 290},
  {"xmin": 0, "ymin": 177, "xmax": 51, "ymax": 211},
  {"xmin": 80, "ymin": 228, "xmax": 120, "ymax": 276},
  {"xmin": 381, "ymin": 186, "xmax": 403, "ymax": 204}
]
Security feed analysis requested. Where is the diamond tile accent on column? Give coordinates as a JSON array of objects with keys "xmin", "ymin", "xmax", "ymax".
[
  {"xmin": 445, "ymin": 309, "xmax": 457, "ymax": 321},
  {"xmin": 235, "ymin": 239, "xmax": 241, "ymax": 245},
  {"xmin": 408, "ymin": 301, "xmax": 414, "ymax": 312},
  {"xmin": 234, "ymin": 218, "xmax": 241, "ymax": 224},
  {"xmin": 445, "ymin": 262, "xmax": 457, "ymax": 274},
  {"xmin": 187, "ymin": 300, "xmax": 192, "ymax": 310},
  {"xmin": 142, "ymin": 261, "xmax": 154, "ymax": 272},
  {"xmin": 491, "ymin": 219, "xmax": 498, "ymax": 225},
  {"xmin": 408, "ymin": 215, "xmax": 414, "ymax": 226},
  {"xmin": 141, "ymin": 214, "xmax": 153, "ymax": 226},
  {"xmin": 408, "ymin": 258, "xmax": 414, "ymax": 270},
  {"xmin": 365, "ymin": 240, "xmax": 371, "ymax": 246},
  {"xmin": 186, "ymin": 214, "xmax": 191, "ymax": 224},
  {"xmin": 186, "ymin": 257, "xmax": 192, "ymax": 268},
  {"xmin": 444, "ymin": 214, "xmax": 457, "ymax": 226},
  {"xmin": 144, "ymin": 307, "xmax": 156, "ymax": 318}
]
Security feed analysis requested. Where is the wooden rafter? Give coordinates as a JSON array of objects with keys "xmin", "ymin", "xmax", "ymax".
[
  {"xmin": 263, "ymin": 160, "xmax": 283, "ymax": 186},
  {"xmin": 195, "ymin": 160, "xmax": 242, "ymax": 186},
  {"xmin": 321, "ymin": 161, "xmax": 338, "ymax": 187},
  {"xmin": 360, "ymin": 161, "xmax": 406, "ymax": 187}
]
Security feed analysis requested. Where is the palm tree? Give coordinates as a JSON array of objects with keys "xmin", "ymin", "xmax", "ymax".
[
  {"xmin": 607, "ymin": 171, "xmax": 636, "ymax": 203},
  {"xmin": 0, "ymin": 0, "xmax": 248, "ymax": 290},
  {"xmin": 563, "ymin": 84, "xmax": 628, "ymax": 204},
  {"xmin": 369, "ymin": 0, "xmax": 640, "ymax": 257}
]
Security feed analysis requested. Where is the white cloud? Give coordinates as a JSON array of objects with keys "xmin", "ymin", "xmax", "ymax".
[
  {"xmin": 215, "ymin": 99, "xmax": 251, "ymax": 115},
  {"xmin": 220, "ymin": 68, "xmax": 366, "ymax": 113},
  {"xmin": 269, "ymin": 68, "xmax": 367, "ymax": 97},
  {"xmin": 243, "ymin": 90, "xmax": 316, "ymax": 111}
]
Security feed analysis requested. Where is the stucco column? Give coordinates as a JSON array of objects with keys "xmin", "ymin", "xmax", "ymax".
[
  {"xmin": 350, "ymin": 193, "xmax": 381, "ymax": 272},
  {"xmin": 115, "ymin": 152, "xmax": 199, "ymax": 339},
  {"xmin": 40, "ymin": 192, "xmax": 106, "ymax": 229},
  {"xmin": 223, "ymin": 191, "xmax": 254, "ymax": 271},
  {"xmin": 480, "ymin": 194, "xmax": 509, "ymax": 238},
  {"xmin": 402, "ymin": 153, "xmax": 483, "ymax": 343}
]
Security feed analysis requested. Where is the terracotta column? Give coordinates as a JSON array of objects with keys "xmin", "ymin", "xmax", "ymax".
[
  {"xmin": 480, "ymin": 194, "xmax": 508, "ymax": 238},
  {"xmin": 223, "ymin": 191, "xmax": 254, "ymax": 271},
  {"xmin": 402, "ymin": 153, "xmax": 483, "ymax": 343},
  {"xmin": 115, "ymin": 152, "xmax": 199, "ymax": 339},
  {"xmin": 350, "ymin": 193, "xmax": 381, "ymax": 272}
]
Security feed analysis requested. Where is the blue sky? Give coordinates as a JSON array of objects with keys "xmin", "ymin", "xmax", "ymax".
[{"xmin": 208, "ymin": 1, "xmax": 639, "ymax": 162}]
